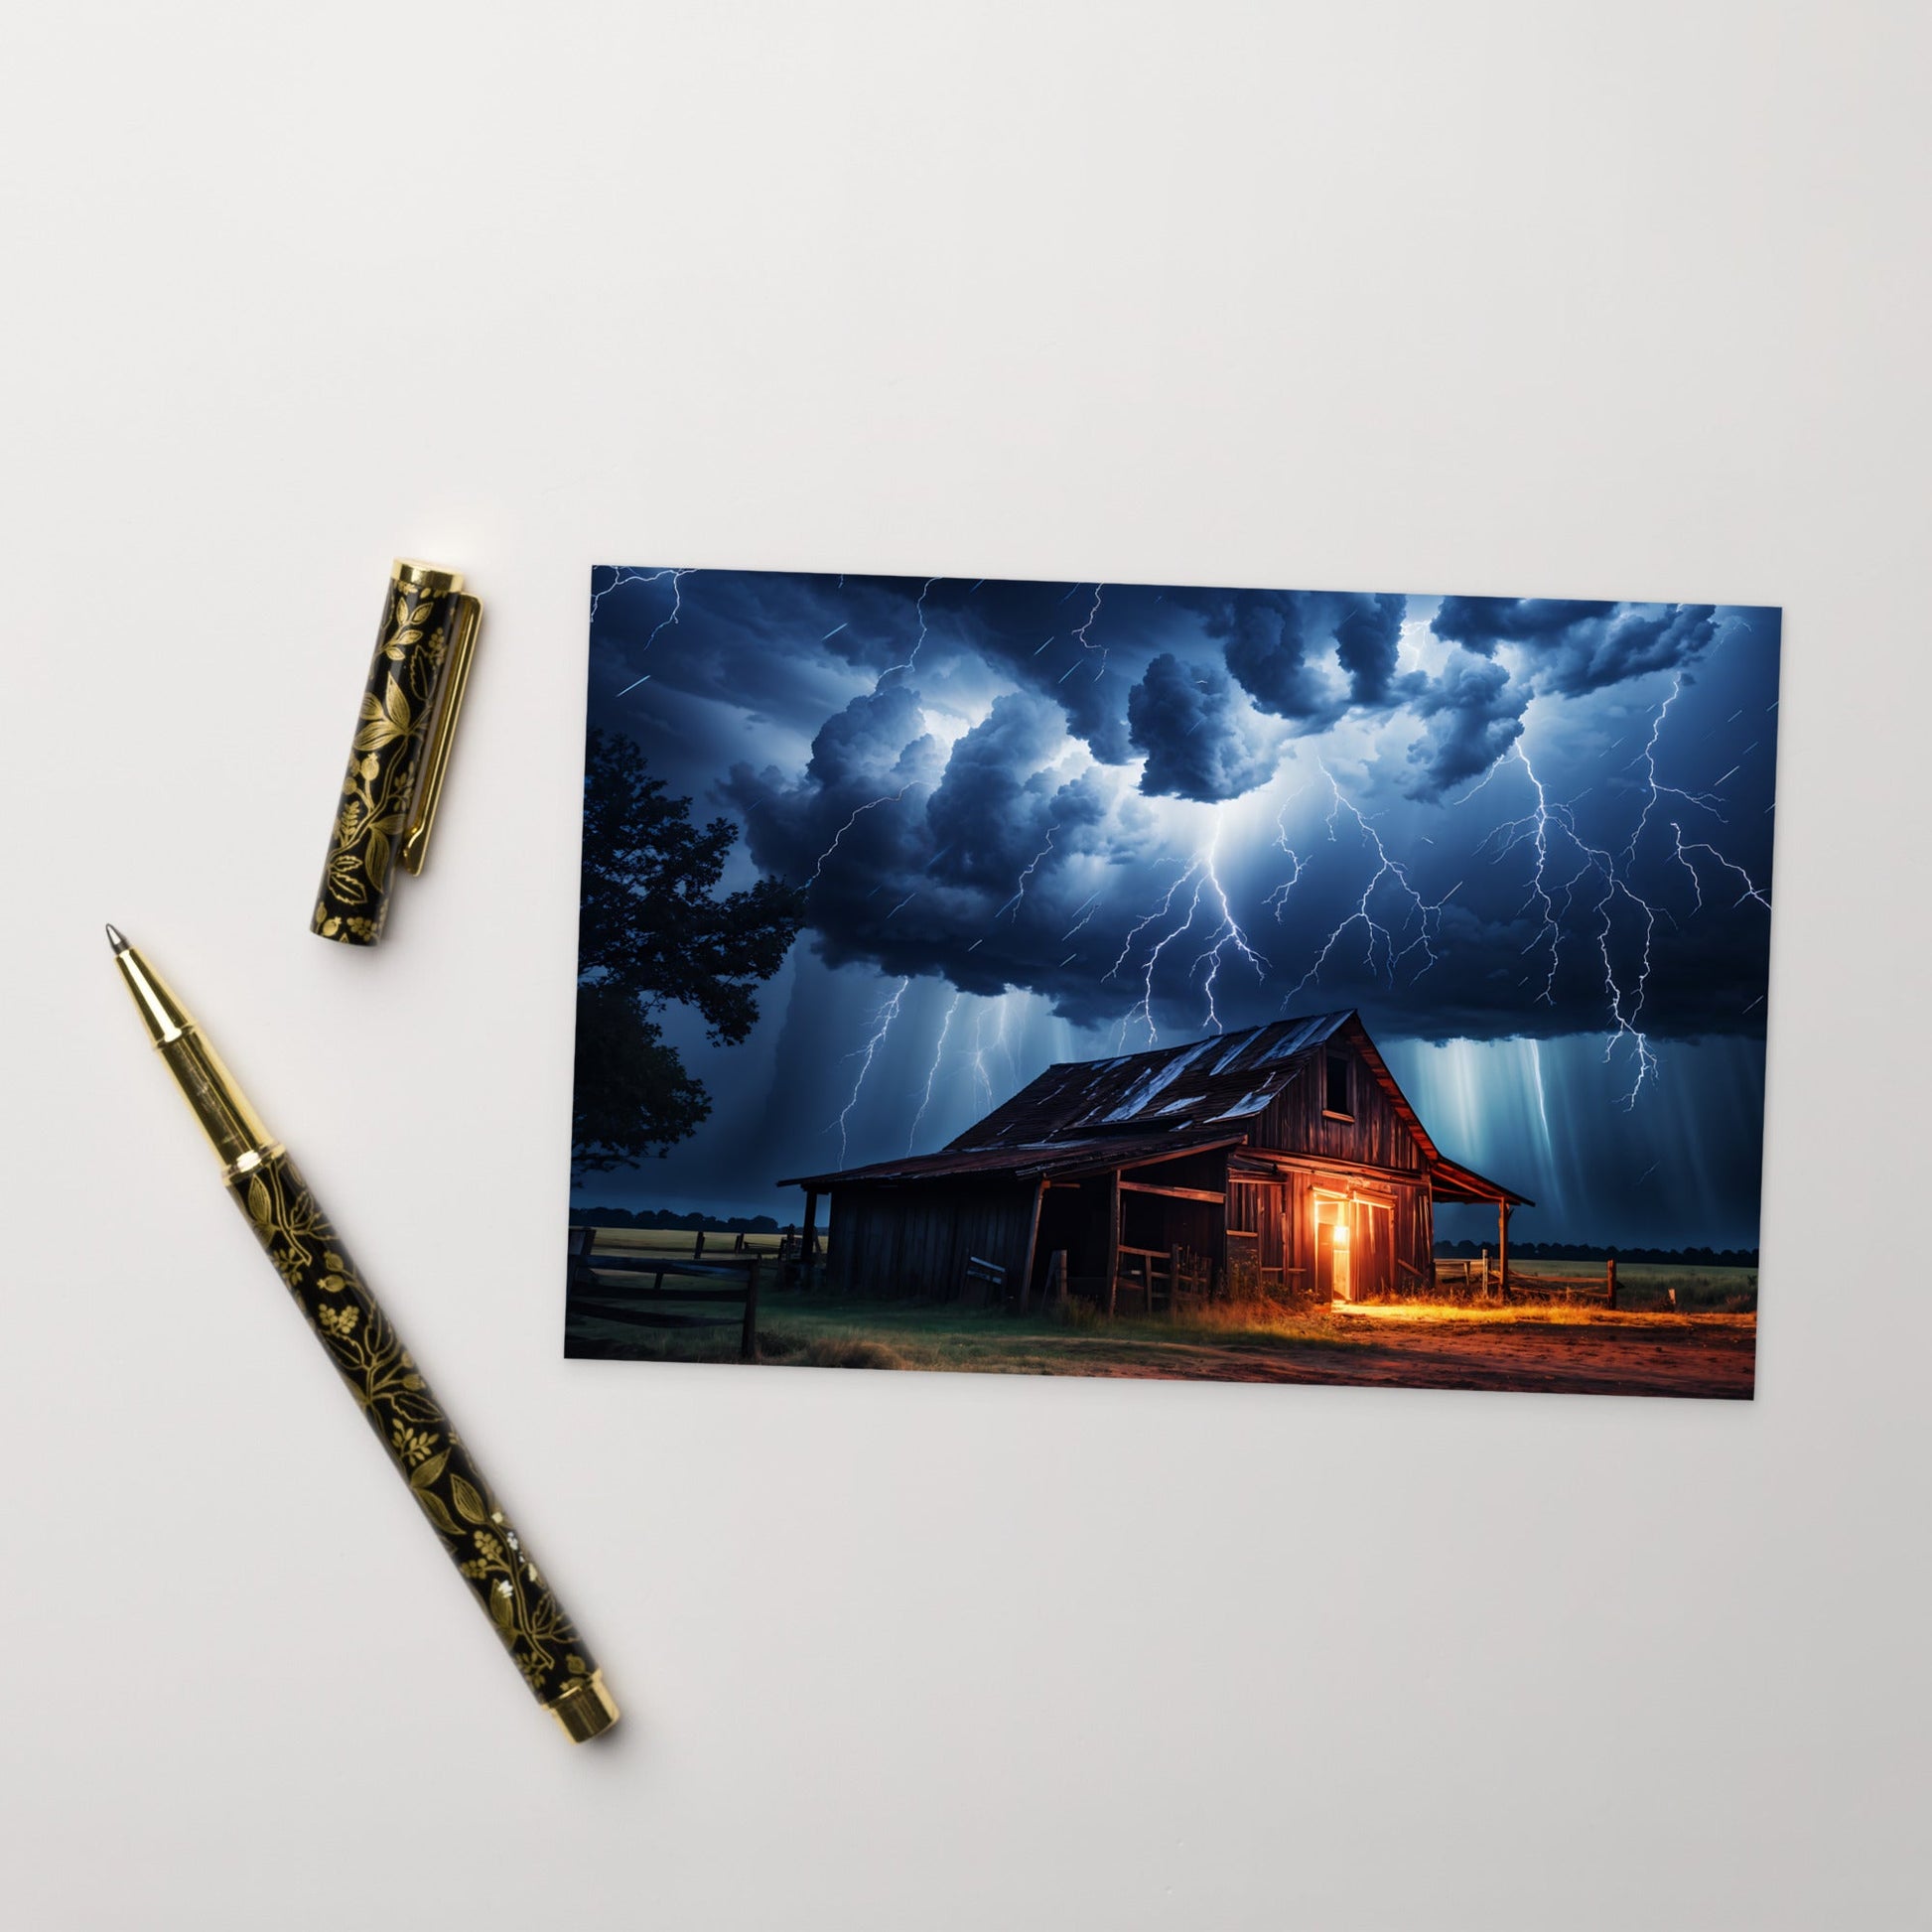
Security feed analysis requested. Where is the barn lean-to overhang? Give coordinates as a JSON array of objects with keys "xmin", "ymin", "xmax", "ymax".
[{"xmin": 777, "ymin": 1128, "xmax": 1248, "ymax": 1193}]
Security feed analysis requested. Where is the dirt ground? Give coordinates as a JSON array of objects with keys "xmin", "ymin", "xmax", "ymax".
[
  {"xmin": 1151, "ymin": 1307, "xmax": 1757, "ymax": 1400},
  {"xmin": 567, "ymin": 1293, "xmax": 1756, "ymax": 1401}
]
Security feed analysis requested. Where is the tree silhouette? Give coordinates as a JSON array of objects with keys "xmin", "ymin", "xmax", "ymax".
[{"xmin": 574, "ymin": 730, "xmax": 805, "ymax": 1173}]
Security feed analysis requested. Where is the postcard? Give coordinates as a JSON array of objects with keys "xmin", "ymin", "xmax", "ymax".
[{"xmin": 567, "ymin": 570, "xmax": 1777, "ymax": 1398}]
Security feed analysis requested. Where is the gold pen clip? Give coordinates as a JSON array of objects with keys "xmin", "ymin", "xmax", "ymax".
[
  {"xmin": 311, "ymin": 560, "xmax": 484, "ymax": 946},
  {"xmin": 401, "ymin": 589, "xmax": 482, "ymax": 876}
]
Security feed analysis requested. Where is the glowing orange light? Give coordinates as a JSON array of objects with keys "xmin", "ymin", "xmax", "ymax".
[{"xmin": 1332, "ymin": 1221, "xmax": 1350, "ymax": 1246}]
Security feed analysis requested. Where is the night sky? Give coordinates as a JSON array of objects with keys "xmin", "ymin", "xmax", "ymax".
[{"xmin": 576, "ymin": 569, "xmax": 1780, "ymax": 1249}]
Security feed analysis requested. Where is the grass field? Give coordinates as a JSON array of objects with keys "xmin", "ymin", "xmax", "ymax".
[
  {"xmin": 580, "ymin": 1231, "xmax": 1754, "ymax": 1310},
  {"xmin": 583, "ymin": 1226, "xmax": 790, "ymax": 1259},
  {"xmin": 565, "ymin": 1269, "xmax": 1758, "ymax": 1399},
  {"xmin": 1440, "ymin": 1261, "xmax": 1757, "ymax": 1314}
]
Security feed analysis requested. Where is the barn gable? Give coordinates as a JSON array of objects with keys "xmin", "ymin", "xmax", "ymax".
[{"xmin": 941, "ymin": 1011, "xmax": 1496, "ymax": 1181}]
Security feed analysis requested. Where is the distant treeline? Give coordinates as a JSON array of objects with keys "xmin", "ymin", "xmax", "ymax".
[
  {"xmin": 575, "ymin": 1205, "xmax": 787, "ymax": 1233},
  {"xmin": 1435, "ymin": 1238, "xmax": 1758, "ymax": 1266}
]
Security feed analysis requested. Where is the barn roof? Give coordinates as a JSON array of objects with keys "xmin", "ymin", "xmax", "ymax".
[
  {"xmin": 778, "ymin": 1127, "xmax": 1249, "ymax": 1191},
  {"xmin": 780, "ymin": 1010, "xmax": 1531, "ymax": 1206},
  {"xmin": 948, "ymin": 1011, "xmax": 1353, "ymax": 1148}
]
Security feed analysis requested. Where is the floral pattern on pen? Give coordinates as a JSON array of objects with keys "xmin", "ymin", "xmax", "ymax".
[
  {"xmin": 311, "ymin": 575, "xmax": 461, "ymax": 945},
  {"xmin": 230, "ymin": 1152, "xmax": 601, "ymax": 1707}
]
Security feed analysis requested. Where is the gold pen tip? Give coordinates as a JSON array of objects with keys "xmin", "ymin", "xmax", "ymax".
[{"xmin": 105, "ymin": 922, "xmax": 129, "ymax": 954}]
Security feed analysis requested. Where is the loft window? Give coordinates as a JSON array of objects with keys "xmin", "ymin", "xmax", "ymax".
[{"xmin": 1324, "ymin": 1050, "xmax": 1352, "ymax": 1118}]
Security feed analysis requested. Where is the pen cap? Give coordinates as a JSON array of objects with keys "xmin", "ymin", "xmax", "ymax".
[{"xmin": 312, "ymin": 560, "xmax": 482, "ymax": 945}]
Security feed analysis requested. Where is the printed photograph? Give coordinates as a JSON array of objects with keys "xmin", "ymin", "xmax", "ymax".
[{"xmin": 567, "ymin": 569, "xmax": 1778, "ymax": 1398}]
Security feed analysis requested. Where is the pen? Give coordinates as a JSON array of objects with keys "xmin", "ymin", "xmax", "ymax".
[{"xmin": 107, "ymin": 924, "xmax": 620, "ymax": 1741}]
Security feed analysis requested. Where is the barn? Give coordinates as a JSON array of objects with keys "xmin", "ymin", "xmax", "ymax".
[{"xmin": 779, "ymin": 1012, "xmax": 1531, "ymax": 1311}]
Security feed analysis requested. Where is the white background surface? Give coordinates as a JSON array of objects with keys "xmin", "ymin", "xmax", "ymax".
[{"xmin": 4, "ymin": 5, "xmax": 1928, "ymax": 1926}]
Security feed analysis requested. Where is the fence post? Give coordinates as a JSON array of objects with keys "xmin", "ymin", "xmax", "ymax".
[
  {"xmin": 740, "ymin": 1258, "xmax": 760, "ymax": 1363},
  {"xmin": 1105, "ymin": 1169, "xmax": 1122, "ymax": 1318},
  {"xmin": 1605, "ymin": 1254, "xmax": 1617, "ymax": 1311},
  {"xmin": 1480, "ymin": 1246, "xmax": 1490, "ymax": 1298},
  {"xmin": 566, "ymin": 1225, "xmax": 596, "ymax": 1294},
  {"xmin": 693, "ymin": 1227, "xmax": 707, "ymax": 1261}
]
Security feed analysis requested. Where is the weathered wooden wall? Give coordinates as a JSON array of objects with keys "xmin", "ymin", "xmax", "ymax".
[
  {"xmin": 822, "ymin": 1068, "xmax": 1445, "ymax": 1307},
  {"xmin": 1253, "ymin": 1041, "xmax": 1427, "ymax": 1172},
  {"xmin": 1230, "ymin": 1156, "xmax": 1434, "ymax": 1301},
  {"xmin": 827, "ymin": 1181, "xmax": 1039, "ymax": 1301}
]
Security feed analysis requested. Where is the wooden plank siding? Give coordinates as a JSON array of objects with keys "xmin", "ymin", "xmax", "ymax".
[
  {"xmin": 1230, "ymin": 1154, "xmax": 1435, "ymax": 1298},
  {"xmin": 827, "ymin": 1181, "xmax": 1040, "ymax": 1302},
  {"xmin": 1250, "ymin": 1039, "xmax": 1427, "ymax": 1173}
]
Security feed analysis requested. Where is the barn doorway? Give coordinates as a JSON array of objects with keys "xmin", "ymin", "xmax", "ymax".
[
  {"xmin": 1033, "ymin": 1182, "xmax": 1091, "ymax": 1299},
  {"xmin": 1314, "ymin": 1191, "xmax": 1395, "ymax": 1302},
  {"xmin": 1314, "ymin": 1195, "xmax": 1353, "ymax": 1303}
]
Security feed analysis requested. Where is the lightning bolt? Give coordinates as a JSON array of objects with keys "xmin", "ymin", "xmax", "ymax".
[
  {"xmin": 590, "ymin": 568, "xmax": 692, "ymax": 697},
  {"xmin": 996, "ymin": 824, "xmax": 1058, "ymax": 920},
  {"xmin": 1483, "ymin": 748, "xmax": 1561, "ymax": 1003},
  {"xmin": 1060, "ymin": 889, "xmax": 1102, "ymax": 942},
  {"xmin": 1566, "ymin": 793, "xmax": 1660, "ymax": 1104},
  {"xmin": 906, "ymin": 989, "xmax": 963, "ymax": 1152},
  {"xmin": 1283, "ymin": 763, "xmax": 1449, "ymax": 1002},
  {"xmin": 1622, "ymin": 673, "xmax": 1722, "ymax": 868},
  {"xmin": 1595, "ymin": 673, "xmax": 1768, "ymax": 1098},
  {"xmin": 991, "ymin": 995, "xmax": 1018, "ymax": 1093},
  {"xmin": 1072, "ymin": 583, "xmax": 1107, "ymax": 676},
  {"xmin": 1104, "ymin": 813, "xmax": 1267, "ymax": 1045},
  {"xmin": 1264, "ymin": 786, "xmax": 1311, "ymax": 921},
  {"xmin": 880, "ymin": 577, "xmax": 941, "ymax": 681},
  {"xmin": 967, "ymin": 1003, "xmax": 995, "ymax": 1112},
  {"xmin": 1192, "ymin": 817, "xmax": 1269, "ymax": 1032},
  {"xmin": 1477, "ymin": 747, "xmax": 1660, "ymax": 1101},
  {"xmin": 1105, "ymin": 860, "xmax": 1197, "ymax": 1046},
  {"xmin": 832, "ymin": 978, "xmax": 908, "ymax": 1165},
  {"xmin": 1671, "ymin": 823, "xmax": 1772, "ymax": 911},
  {"xmin": 808, "ymin": 784, "xmax": 919, "ymax": 885},
  {"xmin": 1481, "ymin": 698, "xmax": 1768, "ymax": 1110}
]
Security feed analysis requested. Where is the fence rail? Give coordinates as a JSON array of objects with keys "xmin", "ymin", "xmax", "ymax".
[
  {"xmin": 567, "ymin": 1226, "xmax": 760, "ymax": 1361},
  {"xmin": 1435, "ymin": 1254, "xmax": 1622, "ymax": 1309},
  {"xmin": 1110, "ymin": 1244, "xmax": 1214, "ymax": 1316}
]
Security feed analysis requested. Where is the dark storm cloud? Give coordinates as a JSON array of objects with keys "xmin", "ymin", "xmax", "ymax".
[
  {"xmin": 1387, "ymin": 598, "xmax": 1725, "ymax": 802},
  {"xmin": 1127, "ymin": 653, "xmax": 1280, "ymax": 802},
  {"xmin": 1434, "ymin": 597, "xmax": 1721, "ymax": 697},
  {"xmin": 720, "ymin": 683, "xmax": 944, "ymax": 906},
  {"xmin": 1401, "ymin": 651, "xmax": 1526, "ymax": 799},
  {"xmin": 802, "ymin": 683, "xmax": 932, "ymax": 792},
  {"xmin": 1210, "ymin": 596, "xmax": 1340, "ymax": 725},
  {"xmin": 599, "ymin": 572, "xmax": 1431, "ymax": 799},
  {"xmin": 598, "ymin": 569, "xmax": 1778, "ymax": 1046},
  {"xmin": 1162, "ymin": 588, "xmax": 1411, "ymax": 726},
  {"xmin": 922, "ymin": 693, "xmax": 1064, "ymax": 889},
  {"xmin": 1333, "ymin": 593, "xmax": 1407, "ymax": 705}
]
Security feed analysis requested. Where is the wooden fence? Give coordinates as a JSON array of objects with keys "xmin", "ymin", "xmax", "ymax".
[
  {"xmin": 1436, "ymin": 1253, "xmax": 1622, "ymax": 1308},
  {"xmin": 1110, "ymin": 1244, "xmax": 1214, "ymax": 1316},
  {"xmin": 1500, "ymin": 1256, "xmax": 1620, "ymax": 1308},
  {"xmin": 567, "ymin": 1226, "xmax": 761, "ymax": 1361}
]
